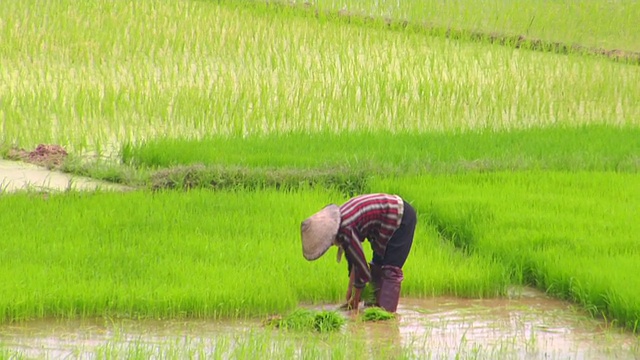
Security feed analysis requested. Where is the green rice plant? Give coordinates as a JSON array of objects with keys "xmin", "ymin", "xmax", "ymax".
[
  {"xmin": 2, "ymin": 171, "xmax": 639, "ymax": 331},
  {"xmin": 263, "ymin": 308, "xmax": 347, "ymax": 332},
  {"xmin": 264, "ymin": 308, "xmax": 316, "ymax": 331},
  {"xmin": 0, "ymin": 349, "xmax": 25, "ymax": 360},
  {"xmin": 2, "ymin": 1, "xmax": 639, "ymax": 157},
  {"xmin": 361, "ymin": 307, "xmax": 395, "ymax": 322},
  {"xmin": 283, "ymin": 0, "xmax": 640, "ymax": 53},
  {"xmin": 371, "ymin": 171, "xmax": 640, "ymax": 332},
  {"xmin": 401, "ymin": 225, "xmax": 509, "ymax": 298},
  {"xmin": 2, "ymin": 302, "xmax": 639, "ymax": 359},
  {"xmin": 312, "ymin": 310, "xmax": 346, "ymax": 332},
  {"xmin": 122, "ymin": 126, "xmax": 640, "ymax": 173},
  {"xmin": 0, "ymin": 187, "xmax": 510, "ymax": 323}
]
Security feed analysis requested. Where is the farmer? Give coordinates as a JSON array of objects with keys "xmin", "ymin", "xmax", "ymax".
[{"xmin": 300, "ymin": 193, "xmax": 417, "ymax": 312}]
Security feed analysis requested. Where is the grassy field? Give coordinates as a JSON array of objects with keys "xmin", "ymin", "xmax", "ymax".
[
  {"xmin": 372, "ymin": 172, "xmax": 640, "ymax": 332},
  {"xmin": 0, "ymin": 189, "xmax": 506, "ymax": 322},
  {"xmin": 122, "ymin": 126, "xmax": 640, "ymax": 172},
  {"xmin": 1, "ymin": 1, "xmax": 640, "ymax": 155},
  {"xmin": 1, "ymin": 0, "xmax": 639, "ymax": 347},
  {"xmin": 302, "ymin": 0, "xmax": 640, "ymax": 53}
]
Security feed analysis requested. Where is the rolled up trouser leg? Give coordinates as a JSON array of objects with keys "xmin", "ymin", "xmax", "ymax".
[
  {"xmin": 378, "ymin": 265, "xmax": 404, "ymax": 312},
  {"xmin": 366, "ymin": 262, "xmax": 383, "ymax": 306}
]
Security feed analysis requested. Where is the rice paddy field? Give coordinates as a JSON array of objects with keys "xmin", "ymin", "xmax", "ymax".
[{"xmin": 1, "ymin": 0, "xmax": 640, "ymax": 358}]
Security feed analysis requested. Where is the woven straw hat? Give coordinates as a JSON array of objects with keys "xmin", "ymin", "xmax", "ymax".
[{"xmin": 300, "ymin": 204, "xmax": 341, "ymax": 261}]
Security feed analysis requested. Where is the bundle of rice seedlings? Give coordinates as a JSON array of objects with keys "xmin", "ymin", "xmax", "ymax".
[
  {"xmin": 313, "ymin": 310, "xmax": 346, "ymax": 332},
  {"xmin": 264, "ymin": 308, "xmax": 345, "ymax": 332},
  {"xmin": 361, "ymin": 307, "xmax": 395, "ymax": 322}
]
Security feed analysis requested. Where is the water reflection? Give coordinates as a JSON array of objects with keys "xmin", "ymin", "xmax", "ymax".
[
  {"xmin": 0, "ymin": 287, "xmax": 638, "ymax": 359},
  {"xmin": 387, "ymin": 288, "xmax": 639, "ymax": 359}
]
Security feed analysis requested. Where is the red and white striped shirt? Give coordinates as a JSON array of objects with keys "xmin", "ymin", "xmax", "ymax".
[{"xmin": 337, "ymin": 193, "xmax": 404, "ymax": 288}]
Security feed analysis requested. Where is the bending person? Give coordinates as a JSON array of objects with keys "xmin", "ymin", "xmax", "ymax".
[{"xmin": 301, "ymin": 193, "xmax": 417, "ymax": 312}]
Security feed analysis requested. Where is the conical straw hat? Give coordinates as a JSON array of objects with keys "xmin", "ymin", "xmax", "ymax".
[{"xmin": 300, "ymin": 204, "xmax": 341, "ymax": 261}]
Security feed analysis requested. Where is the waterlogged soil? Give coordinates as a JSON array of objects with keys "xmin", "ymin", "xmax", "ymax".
[{"xmin": 1, "ymin": 288, "xmax": 638, "ymax": 359}]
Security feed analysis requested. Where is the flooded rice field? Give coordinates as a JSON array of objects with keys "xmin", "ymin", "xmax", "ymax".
[{"xmin": 1, "ymin": 288, "xmax": 638, "ymax": 359}]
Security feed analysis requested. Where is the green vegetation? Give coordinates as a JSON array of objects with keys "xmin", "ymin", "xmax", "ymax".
[
  {"xmin": 264, "ymin": 308, "xmax": 346, "ymax": 332},
  {"xmin": 122, "ymin": 125, "xmax": 640, "ymax": 172},
  {"xmin": 4, "ymin": 329, "xmax": 409, "ymax": 359},
  {"xmin": 290, "ymin": 0, "xmax": 640, "ymax": 53},
  {"xmin": 1, "ymin": 1, "xmax": 639, "ymax": 358},
  {"xmin": 372, "ymin": 172, "xmax": 640, "ymax": 332},
  {"xmin": 2, "ymin": 1, "xmax": 640, "ymax": 155},
  {"xmin": 2, "ymin": 170, "xmax": 639, "ymax": 331},
  {"xmin": 361, "ymin": 307, "xmax": 395, "ymax": 322},
  {"xmin": 0, "ymin": 189, "xmax": 507, "ymax": 322}
]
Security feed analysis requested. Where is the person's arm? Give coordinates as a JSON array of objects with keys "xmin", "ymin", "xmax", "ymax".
[
  {"xmin": 346, "ymin": 270, "xmax": 354, "ymax": 303},
  {"xmin": 341, "ymin": 228, "xmax": 369, "ymax": 311},
  {"xmin": 343, "ymin": 231, "xmax": 371, "ymax": 288},
  {"xmin": 346, "ymin": 272, "xmax": 363, "ymax": 312}
]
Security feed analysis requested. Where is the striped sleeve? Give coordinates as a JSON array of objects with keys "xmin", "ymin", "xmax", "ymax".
[{"xmin": 340, "ymin": 227, "xmax": 371, "ymax": 288}]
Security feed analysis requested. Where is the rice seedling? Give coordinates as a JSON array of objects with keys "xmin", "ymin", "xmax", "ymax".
[
  {"xmin": 361, "ymin": 307, "xmax": 395, "ymax": 322},
  {"xmin": 312, "ymin": 310, "xmax": 347, "ymax": 332},
  {"xmin": 263, "ymin": 308, "xmax": 346, "ymax": 332},
  {"xmin": 3, "ymin": 292, "xmax": 639, "ymax": 359},
  {"xmin": 0, "ymin": 328, "xmax": 415, "ymax": 359}
]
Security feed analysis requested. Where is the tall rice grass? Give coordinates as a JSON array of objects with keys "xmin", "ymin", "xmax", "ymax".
[
  {"xmin": 2, "ymin": 0, "xmax": 639, "ymax": 155},
  {"xmin": 296, "ymin": 0, "xmax": 640, "ymax": 52}
]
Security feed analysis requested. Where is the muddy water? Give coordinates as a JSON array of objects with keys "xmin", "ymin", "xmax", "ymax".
[
  {"xmin": 1, "ymin": 288, "xmax": 638, "ymax": 359},
  {"xmin": 355, "ymin": 287, "xmax": 640, "ymax": 359}
]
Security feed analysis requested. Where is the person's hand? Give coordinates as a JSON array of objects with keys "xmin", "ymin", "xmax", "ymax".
[
  {"xmin": 345, "ymin": 271, "xmax": 355, "ymax": 302},
  {"xmin": 346, "ymin": 287, "xmax": 362, "ymax": 313}
]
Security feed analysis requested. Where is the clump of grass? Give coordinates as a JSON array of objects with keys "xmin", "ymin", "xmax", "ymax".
[
  {"xmin": 264, "ymin": 308, "xmax": 346, "ymax": 332},
  {"xmin": 264, "ymin": 309, "xmax": 315, "ymax": 331},
  {"xmin": 147, "ymin": 164, "xmax": 368, "ymax": 196},
  {"xmin": 361, "ymin": 307, "xmax": 395, "ymax": 322},
  {"xmin": 313, "ymin": 311, "xmax": 346, "ymax": 332}
]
